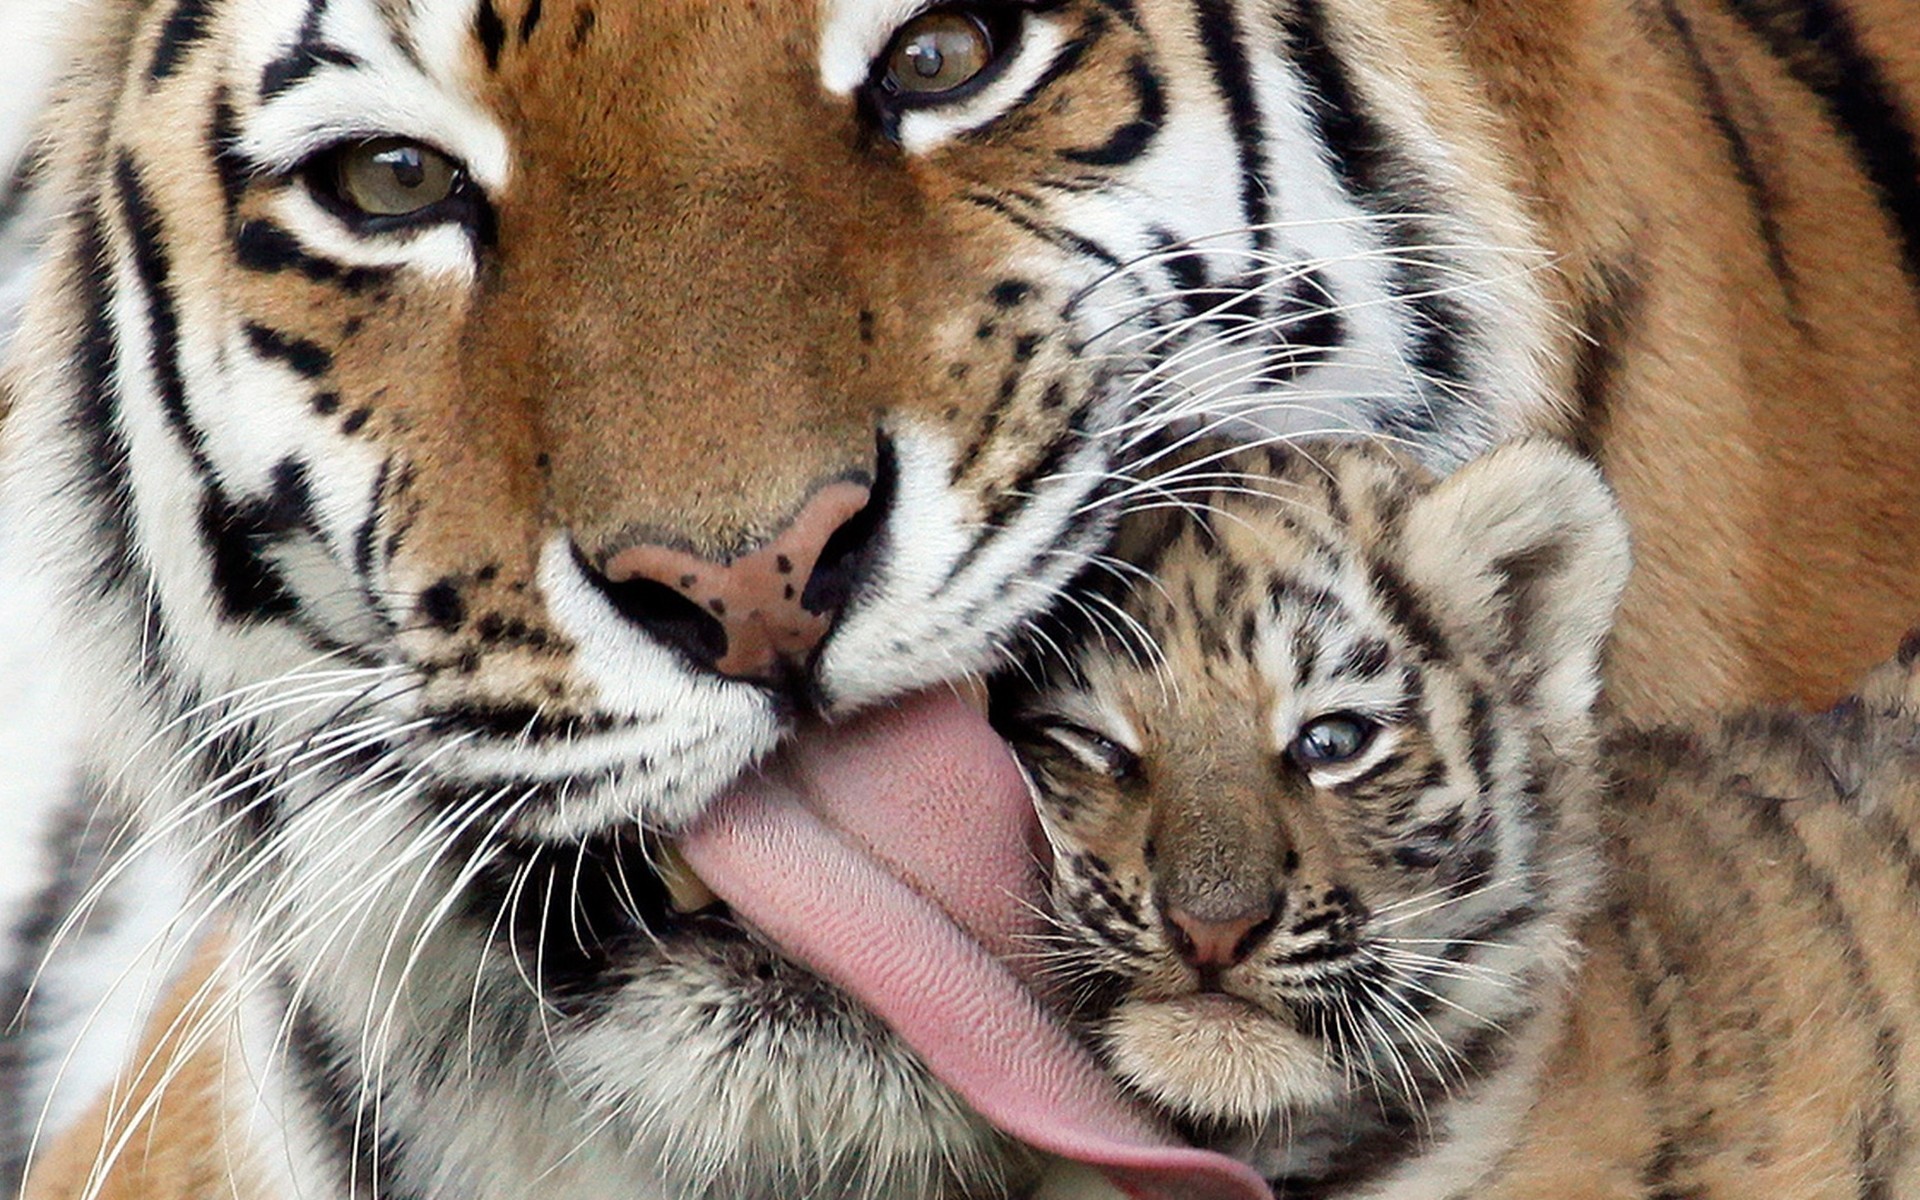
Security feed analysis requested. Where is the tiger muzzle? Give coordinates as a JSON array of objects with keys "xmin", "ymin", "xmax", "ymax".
[{"xmin": 584, "ymin": 476, "xmax": 883, "ymax": 683}]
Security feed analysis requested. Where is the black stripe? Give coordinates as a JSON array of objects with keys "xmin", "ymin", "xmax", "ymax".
[
  {"xmin": 262, "ymin": 42, "xmax": 362, "ymax": 101},
  {"xmin": 286, "ymin": 999, "xmax": 427, "ymax": 1200},
  {"xmin": 69, "ymin": 209, "xmax": 144, "ymax": 600},
  {"xmin": 1281, "ymin": 0, "xmax": 1472, "ymax": 420},
  {"xmin": 1464, "ymin": 686, "xmax": 1496, "ymax": 794},
  {"xmin": 1388, "ymin": 276, "xmax": 1472, "ymax": 434},
  {"xmin": 944, "ymin": 391, "xmax": 1094, "ymax": 589},
  {"xmin": 262, "ymin": 43, "xmax": 360, "ymax": 101},
  {"xmin": 964, "ymin": 189, "xmax": 1123, "ymax": 266},
  {"xmin": 423, "ymin": 703, "xmax": 625, "ymax": 742},
  {"xmin": 234, "ymin": 220, "xmax": 390, "ymax": 291},
  {"xmin": 1659, "ymin": 0, "xmax": 1800, "ymax": 316},
  {"xmin": 1368, "ymin": 559, "xmax": 1451, "ymax": 664},
  {"xmin": 1567, "ymin": 255, "xmax": 1644, "ymax": 460},
  {"xmin": 1007, "ymin": 13, "xmax": 1101, "ymax": 123},
  {"xmin": 1609, "ymin": 811, "xmax": 1781, "ymax": 1200},
  {"xmin": 200, "ymin": 488, "xmax": 300, "ymax": 621},
  {"xmin": 115, "ymin": 155, "xmax": 217, "ymax": 477},
  {"xmin": 208, "ymin": 87, "xmax": 254, "ymax": 217},
  {"xmin": 1281, "ymin": 0, "xmax": 1387, "ymax": 198},
  {"xmin": 475, "ymin": 0, "xmax": 507, "ymax": 69},
  {"xmin": 1268, "ymin": 574, "xmax": 1343, "ymax": 626},
  {"xmin": 1860, "ymin": 1024, "xmax": 1901, "ymax": 1200},
  {"xmin": 116, "ymin": 175, "xmax": 319, "ymax": 628},
  {"xmin": 979, "ymin": 385, "xmax": 1083, "ymax": 530},
  {"xmin": 950, "ymin": 366, "xmax": 1025, "ymax": 483},
  {"xmin": 0, "ymin": 783, "xmax": 112, "ymax": 1190},
  {"xmin": 1192, "ymin": 0, "xmax": 1270, "ymax": 245},
  {"xmin": 518, "ymin": 0, "xmax": 543, "ymax": 41},
  {"xmin": 1738, "ymin": 784, "xmax": 1908, "ymax": 1169},
  {"xmin": 1720, "ymin": 0, "xmax": 1920, "ymax": 287},
  {"xmin": 259, "ymin": 0, "xmax": 360, "ymax": 101},
  {"xmin": 1334, "ymin": 636, "xmax": 1392, "ymax": 680},
  {"xmin": 1060, "ymin": 55, "xmax": 1164, "ymax": 167},
  {"xmin": 1268, "ymin": 266, "xmax": 1347, "ymax": 376},
  {"xmin": 353, "ymin": 458, "xmax": 391, "ymax": 581},
  {"xmin": 1612, "ymin": 897, "xmax": 1675, "ymax": 1086},
  {"xmin": 569, "ymin": 6, "xmax": 596, "ymax": 49},
  {"xmin": 148, "ymin": 0, "xmax": 218, "ymax": 83},
  {"xmin": 1154, "ymin": 230, "xmax": 1212, "ymax": 322},
  {"xmin": 0, "ymin": 141, "xmax": 44, "ymax": 231},
  {"xmin": 184, "ymin": 699, "xmax": 282, "ymax": 837},
  {"xmin": 246, "ymin": 321, "xmax": 334, "ymax": 378}
]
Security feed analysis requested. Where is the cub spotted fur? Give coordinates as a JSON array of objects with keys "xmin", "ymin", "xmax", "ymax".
[{"xmin": 1000, "ymin": 440, "xmax": 1920, "ymax": 1197}]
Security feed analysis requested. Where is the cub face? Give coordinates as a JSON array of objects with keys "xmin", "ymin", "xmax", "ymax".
[{"xmin": 996, "ymin": 441, "xmax": 1630, "ymax": 1146}]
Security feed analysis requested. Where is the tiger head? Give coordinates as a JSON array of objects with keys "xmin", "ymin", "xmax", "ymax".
[
  {"xmin": 996, "ymin": 441, "xmax": 1629, "ymax": 1172},
  {"xmin": 0, "ymin": 0, "xmax": 1553, "ymax": 1194}
]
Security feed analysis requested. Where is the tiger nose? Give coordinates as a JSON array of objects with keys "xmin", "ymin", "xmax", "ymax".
[
  {"xmin": 593, "ymin": 480, "xmax": 877, "ymax": 681},
  {"xmin": 1164, "ymin": 901, "xmax": 1277, "ymax": 970}
]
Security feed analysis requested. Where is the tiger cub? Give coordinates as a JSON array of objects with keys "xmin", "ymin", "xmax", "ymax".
[{"xmin": 997, "ymin": 439, "xmax": 1920, "ymax": 1199}]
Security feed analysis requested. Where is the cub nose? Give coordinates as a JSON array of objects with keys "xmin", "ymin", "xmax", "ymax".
[
  {"xmin": 590, "ymin": 480, "xmax": 879, "ymax": 681},
  {"xmin": 1164, "ymin": 900, "xmax": 1277, "ymax": 970}
]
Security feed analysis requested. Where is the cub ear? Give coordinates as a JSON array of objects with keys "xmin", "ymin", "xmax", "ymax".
[{"xmin": 1396, "ymin": 439, "xmax": 1631, "ymax": 728}]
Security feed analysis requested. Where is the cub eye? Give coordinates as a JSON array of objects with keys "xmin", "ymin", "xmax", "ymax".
[
  {"xmin": 310, "ymin": 138, "xmax": 464, "ymax": 223},
  {"xmin": 873, "ymin": 4, "xmax": 1020, "ymax": 107},
  {"xmin": 1291, "ymin": 714, "xmax": 1376, "ymax": 768},
  {"xmin": 1038, "ymin": 721, "xmax": 1140, "ymax": 779}
]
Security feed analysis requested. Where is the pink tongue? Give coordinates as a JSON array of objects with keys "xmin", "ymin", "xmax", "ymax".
[{"xmin": 680, "ymin": 690, "xmax": 1271, "ymax": 1200}]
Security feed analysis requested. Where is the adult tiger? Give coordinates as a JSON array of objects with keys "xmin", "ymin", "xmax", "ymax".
[{"xmin": 0, "ymin": 0, "xmax": 1914, "ymax": 1196}]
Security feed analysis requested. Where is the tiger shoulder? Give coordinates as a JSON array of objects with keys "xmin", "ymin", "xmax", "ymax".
[{"xmin": 998, "ymin": 439, "xmax": 1920, "ymax": 1199}]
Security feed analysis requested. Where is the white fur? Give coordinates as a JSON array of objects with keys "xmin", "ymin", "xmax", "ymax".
[{"xmin": 818, "ymin": 0, "xmax": 935, "ymax": 95}]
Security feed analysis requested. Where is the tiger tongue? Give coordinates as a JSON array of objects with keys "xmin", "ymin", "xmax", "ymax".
[{"xmin": 679, "ymin": 690, "xmax": 1272, "ymax": 1200}]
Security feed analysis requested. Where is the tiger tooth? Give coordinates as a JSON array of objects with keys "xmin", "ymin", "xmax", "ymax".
[
  {"xmin": 953, "ymin": 675, "xmax": 990, "ymax": 716},
  {"xmin": 657, "ymin": 839, "xmax": 721, "ymax": 914}
]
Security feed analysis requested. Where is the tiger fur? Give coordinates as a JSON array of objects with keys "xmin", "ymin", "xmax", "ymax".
[
  {"xmin": 0, "ymin": 0, "xmax": 1917, "ymax": 1193},
  {"xmin": 1000, "ymin": 439, "xmax": 1920, "ymax": 1198}
]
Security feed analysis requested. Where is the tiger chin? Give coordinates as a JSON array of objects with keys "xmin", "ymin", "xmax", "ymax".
[{"xmin": 1000, "ymin": 439, "xmax": 1920, "ymax": 1197}]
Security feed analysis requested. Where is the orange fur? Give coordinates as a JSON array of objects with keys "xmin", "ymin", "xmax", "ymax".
[{"xmin": 25, "ymin": 939, "xmax": 269, "ymax": 1200}]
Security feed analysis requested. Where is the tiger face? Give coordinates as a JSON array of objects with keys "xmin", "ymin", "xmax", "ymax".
[
  {"xmin": 998, "ymin": 441, "xmax": 1629, "ymax": 1174},
  {"xmin": 0, "ymin": 0, "xmax": 1552, "ymax": 1194}
]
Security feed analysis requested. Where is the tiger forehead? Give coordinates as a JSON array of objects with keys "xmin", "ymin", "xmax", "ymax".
[
  {"xmin": 1093, "ymin": 452, "xmax": 1434, "ymax": 741},
  {"xmin": 470, "ymin": 0, "xmax": 835, "ymax": 145},
  {"xmin": 1127, "ymin": 450, "xmax": 1426, "ymax": 631}
]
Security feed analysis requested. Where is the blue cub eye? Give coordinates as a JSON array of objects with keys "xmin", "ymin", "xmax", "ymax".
[{"xmin": 1293, "ymin": 714, "xmax": 1375, "ymax": 766}]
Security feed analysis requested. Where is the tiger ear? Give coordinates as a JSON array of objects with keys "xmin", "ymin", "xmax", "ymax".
[{"xmin": 1395, "ymin": 439, "xmax": 1632, "ymax": 729}]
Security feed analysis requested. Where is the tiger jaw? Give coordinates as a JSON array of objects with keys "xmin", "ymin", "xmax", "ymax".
[{"xmin": 1103, "ymin": 996, "xmax": 1340, "ymax": 1128}]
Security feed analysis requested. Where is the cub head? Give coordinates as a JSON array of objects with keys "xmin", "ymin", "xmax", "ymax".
[{"xmin": 997, "ymin": 440, "xmax": 1629, "ymax": 1152}]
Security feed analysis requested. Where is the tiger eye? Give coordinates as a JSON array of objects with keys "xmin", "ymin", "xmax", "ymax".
[
  {"xmin": 1293, "ymin": 714, "xmax": 1376, "ymax": 767},
  {"xmin": 333, "ymin": 138, "xmax": 459, "ymax": 218},
  {"xmin": 885, "ymin": 9, "xmax": 995, "ymax": 96}
]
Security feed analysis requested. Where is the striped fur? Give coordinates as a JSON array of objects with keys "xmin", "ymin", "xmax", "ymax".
[
  {"xmin": 1002, "ymin": 440, "xmax": 1920, "ymax": 1198},
  {"xmin": 0, "ymin": 0, "xmax": 1914, "ymax": 1195}
]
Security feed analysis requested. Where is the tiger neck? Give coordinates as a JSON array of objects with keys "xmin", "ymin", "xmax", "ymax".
[{"xmin": 24, "ymin": 936, "xmax": 278, "ymax": 1200}]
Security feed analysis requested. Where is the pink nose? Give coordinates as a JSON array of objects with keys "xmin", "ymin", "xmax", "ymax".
[
  {"xmin": 601, "ymin": 481, "xmax": 873, "ymax": 680},
  {"xmin": 1164, "ymin": 904, "xmax": 1274, "ymax": 970}
]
